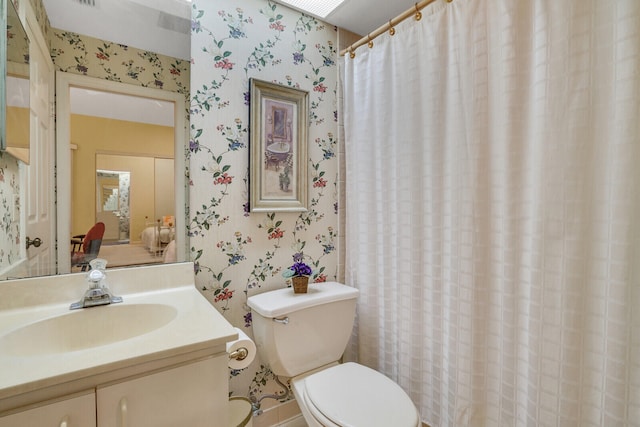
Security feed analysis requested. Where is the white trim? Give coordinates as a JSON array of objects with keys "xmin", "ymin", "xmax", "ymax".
[{"xmin": 56, "ymin": 72, "xmax": 188, "ymax": 273}]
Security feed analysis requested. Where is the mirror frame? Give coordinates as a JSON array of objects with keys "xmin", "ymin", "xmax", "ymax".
[
  {"xmin": 1, "ymin": 0, "xmax": 8, "ymax": 151},
  {"xmin": 56, "ymin": 72, "xmax": 188, "ymax": 273}
]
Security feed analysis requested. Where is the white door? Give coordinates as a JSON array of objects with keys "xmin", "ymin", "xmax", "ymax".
[{"xmin": 23, "ymin": 8, "xmax": 55, "ymax": 277}]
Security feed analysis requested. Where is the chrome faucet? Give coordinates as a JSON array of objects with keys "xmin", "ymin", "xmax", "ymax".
[{"xmin": 70, "ymin": 259, "xmax": 123, "ymax": 310}]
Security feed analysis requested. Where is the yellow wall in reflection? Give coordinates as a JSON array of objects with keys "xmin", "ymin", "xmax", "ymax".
[
  {"xmin": 70, "ymin": 114, "xmax": 173, "ymax": 240},
  {"xmin": 6, "ymin": 106, "xmax": 29, "ymax": 148}
]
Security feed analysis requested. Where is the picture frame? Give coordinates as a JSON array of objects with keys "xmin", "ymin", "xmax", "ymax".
[{"xmin": 249, "ymin": 78, "xmax": 308, "ymax": 212}]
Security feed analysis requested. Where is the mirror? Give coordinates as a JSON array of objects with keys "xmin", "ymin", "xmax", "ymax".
[
  {"xmin": 57, "ymin": 72, "xmax": 187, "ymax": 273},
  {"xmin": 3, "ymin": 0, "xmax": 30, "ymax": 162}
]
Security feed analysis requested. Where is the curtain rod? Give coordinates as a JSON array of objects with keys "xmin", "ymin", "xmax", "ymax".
[{"xmin": 339, "ymin": 0, "xmax": 452, "ymax": 57}]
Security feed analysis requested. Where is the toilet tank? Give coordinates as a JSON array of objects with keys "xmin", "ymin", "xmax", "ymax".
[{"xmin": 247, "ymin": 282, "xmax": 359, "ymax": 378}]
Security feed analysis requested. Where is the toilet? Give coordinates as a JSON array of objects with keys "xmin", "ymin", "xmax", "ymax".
[{"xmin": 247, "ymin": 282, "xmax": 420, "ymax": 427}]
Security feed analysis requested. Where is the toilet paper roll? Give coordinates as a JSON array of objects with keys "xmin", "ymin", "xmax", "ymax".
[{"xmin": 226, "ymin": 327, "xmax": 256, "ymax": 370}]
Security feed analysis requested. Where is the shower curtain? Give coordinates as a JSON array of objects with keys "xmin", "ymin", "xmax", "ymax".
[{"xmin": 343, "ymin": 0, "xmax": 639, "ymax": 425}]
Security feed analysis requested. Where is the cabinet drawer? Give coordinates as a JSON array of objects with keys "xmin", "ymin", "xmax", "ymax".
[{"xmin": 0, "ymin": 391, "xmax": 96, "ymax": 427}]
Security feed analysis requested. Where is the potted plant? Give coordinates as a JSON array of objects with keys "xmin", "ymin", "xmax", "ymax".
[{"xmin": 282, "ymin": 253, "xmax": 312, "ymax": 293}]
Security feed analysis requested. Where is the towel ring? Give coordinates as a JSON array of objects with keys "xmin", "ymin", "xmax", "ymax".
[
  {"xmin": 367, "ymin": 34, "xmax": 374, "ymax": 48},
  {"xmin": 389, "ymin": 20, "xmax": 395, "ymax": 36},
  {"xmin": 415, "ymin": 3, "xmax": 422, "ymax": 20}
]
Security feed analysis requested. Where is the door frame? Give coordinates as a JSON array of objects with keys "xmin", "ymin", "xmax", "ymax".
[{"xmin": 55, "ymin": 72, "xmax": 187, "ymax": 274}]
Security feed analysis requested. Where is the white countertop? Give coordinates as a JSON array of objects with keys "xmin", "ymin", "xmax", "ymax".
[{"xmin": 0, "ymin": 262, "xmax": 237, "ymax": 413}]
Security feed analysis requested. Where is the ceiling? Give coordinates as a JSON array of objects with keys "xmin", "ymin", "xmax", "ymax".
[
  {"xmin": 42, "ymin": 0, "xmax": 421, "ymax": 61},
  {"xmin": 42, "ymin": 0, "xmax": 420, "ymax": 126}
]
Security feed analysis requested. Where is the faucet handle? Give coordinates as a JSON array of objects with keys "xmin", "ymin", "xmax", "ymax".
[
  {"xmin": 89, "ymin": 258, "xmax": 108, "ymax": 271},
  {"xmin": 87, "ymin": 269, "xmax": 105, "ymax": 288}
]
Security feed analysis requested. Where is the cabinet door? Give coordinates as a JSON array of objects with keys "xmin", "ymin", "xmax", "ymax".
[
  {"xmin": 97, "ymin": 356, "xmax": 228, "ymax": 427},
  {"xmin": 0, "ymin": 392, "xmax": 96, "ymax": 427}
]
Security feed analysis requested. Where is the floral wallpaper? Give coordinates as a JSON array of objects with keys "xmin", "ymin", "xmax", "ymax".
[
  {"xmin": 49, "ymin": 30, "xmax": 190, "ymax": 95},
  {"xmin": 0, "ymin": 154, "xmax": 21, "ymax": 274},
  {"xmin": 7, "ymin": 1, "xmax": 29, "ymax": 64},
  {"xmin": 190, "ymin": 0, "xmax": 338, "ymax": 409}
]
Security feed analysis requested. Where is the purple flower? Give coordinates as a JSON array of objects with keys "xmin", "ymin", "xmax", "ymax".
[
  {"xmin": 293, "ymin": 52, "xmax": 304, "ymax": 64},
  {"xmin": 283, "ymin": 253, "xmax": 312, "ymax": 277},
  {"xmin": 289, "ymin": 263, "xmax": 312, "ymax": 276}
]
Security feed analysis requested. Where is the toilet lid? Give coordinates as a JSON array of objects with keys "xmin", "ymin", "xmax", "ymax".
[{"xmin": 304, "ymin": 363, "xmax": 419, "ymax": 427}]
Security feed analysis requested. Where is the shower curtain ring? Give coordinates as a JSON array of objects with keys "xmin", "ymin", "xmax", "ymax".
[
  {"xmin": 414, "ymin": 3, "xmax": 422, "ymax": 20},
  {"xmin": 389, "ymin": 20, "xmax": 395, "ymax": 36},
  {"xmin": 367, "ymin": 34, "xmax": 374, "ymax": 48},
  {"xmin": 349, "ymin": 46, "xmax": 356, "ymax": 59}
]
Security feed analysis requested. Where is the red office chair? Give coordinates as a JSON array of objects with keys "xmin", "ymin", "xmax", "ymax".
[{"xmin": 71, "ymin": 222, "xmax": 105, "ymax": 271}]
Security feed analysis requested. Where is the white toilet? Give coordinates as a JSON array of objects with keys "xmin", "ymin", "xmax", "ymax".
[{"xmin": 247, "ymin": 282, "xmax": 420, "ymax": 427}]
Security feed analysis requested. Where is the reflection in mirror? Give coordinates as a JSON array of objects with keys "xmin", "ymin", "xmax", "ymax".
[
  {"xmin": 4, "ymin": 0, "xmax": 30, "ymax": 161},
  {"xmin": 96, "ymin": 169, "xmax": 130, "ymax": 242},
  {"xmin": 70, "ymin": 90, "xmax": 176, "ymax": 270}
]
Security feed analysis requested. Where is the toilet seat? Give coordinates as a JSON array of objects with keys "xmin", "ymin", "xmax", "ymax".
[{"xmin": 302, "ymin": 362, "xmax": 419, "ymax": 427}]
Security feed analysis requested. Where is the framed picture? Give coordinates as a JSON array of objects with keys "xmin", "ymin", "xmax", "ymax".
[{"xmin": 249, "ymin": 79, "xmax": 308, "ymax": 212}]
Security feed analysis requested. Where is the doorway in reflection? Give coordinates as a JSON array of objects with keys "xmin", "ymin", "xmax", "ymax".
[
  {"xmin": 70, "ymin": 89, "xmax": 175, "ymax": 269},
  {"xmin": 96, "ymin": 169, "xmax": 130, "ymax": 243}
]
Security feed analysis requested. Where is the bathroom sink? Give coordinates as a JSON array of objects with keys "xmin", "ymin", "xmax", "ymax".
[{"xmin": 1, "ymin": 303, "xmax": 177, "ymax": 356}]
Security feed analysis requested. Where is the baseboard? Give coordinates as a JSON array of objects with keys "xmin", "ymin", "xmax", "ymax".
[{"xmin": 252, "ymin": 400, "xmax": 302, "ymax": 427}]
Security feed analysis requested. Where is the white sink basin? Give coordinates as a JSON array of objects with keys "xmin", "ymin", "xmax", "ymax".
[{"xmin": 1, "ymin": 303, "xmax": 177, "ymax": 356}]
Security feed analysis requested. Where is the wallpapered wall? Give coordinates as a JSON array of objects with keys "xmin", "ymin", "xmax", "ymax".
[
  {"xmin": 0, "ymin": 155, "xmax": 21, "ymax": 274},
  {"xmin": 190, "ymin": 0, "xmax": 338, "ymax": 405},
  {"xmin": 49, "ymin": 30, "xmax": 190, "ymax": 95}
]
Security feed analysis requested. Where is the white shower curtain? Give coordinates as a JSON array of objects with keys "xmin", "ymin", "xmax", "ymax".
[{"xmin": 343, "ymin": 0, "xmax": 640, "ymax": 426}]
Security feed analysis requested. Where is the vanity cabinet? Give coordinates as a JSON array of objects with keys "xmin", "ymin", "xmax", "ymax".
[
  {"xmin": 0, "ymin": 263, "xmax": 237, "ymax": 426},
  {"xmin": 97, "ymin": 356, "xmax": 227, "ymax": 427},
  {"xmin": 0, "ymin": 392, "xmax": 96, "ymax": 427},
  {"xmin": 0, "ymin": 356, "xmax": 228, "ymax": 427}
]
